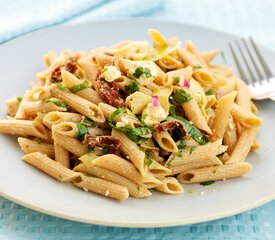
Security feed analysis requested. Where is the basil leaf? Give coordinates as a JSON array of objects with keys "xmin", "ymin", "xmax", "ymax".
[
  {"xmin": 169, "ymin": 105, "xmax": 176, "ymax": 117},
  {"xmin": 109, "ymin": 108, "xmax": 127, "ymax": 127},
  {"xmin": 167, "ymin": 116, "xmax": 208, "ymax": 145},
  {"xmin": 75, "ymin": 122, "xmax": 89, "ymax": 140},
  {"xmin": 46, "ymin": 99, "xmax": 68, "ymax": 108},
  {"xmin": 56, "ymin": 83, "xmax": 68, "ymax": 91},
  {"xmin": 200, "ymin": 181, "xmax": 215, "ymax": 186},
  {"xmin": 81, "ymin": 117, "xmax": 94, "ymax": 127},
  {"xmin": 172, "ymin": 89, "xmax": 193, "ymax": 104},
  {"xmin": 117, "ymin": 126, "xmax": 153, "ymax": 144},
  {"xmin": 70, "ymin": 82, "xmax": 89, "ymax": 93},
  {"xmin": 125, "ymin": 80, "xmax": 139, "ymax": 93}
]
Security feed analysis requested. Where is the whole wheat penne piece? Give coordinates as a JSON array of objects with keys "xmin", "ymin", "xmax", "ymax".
[
  {"xmin": 210, "ymin": 91, "xmax": 237, "ymax": 138},
  {"xmin": 52, "ymin": 122, "xmax": 78, "ymax": 137},
  {"xmin": 23, "ymin": 101, "xmax": 67, "ymax": 117},
  {"xmin": 74, "ymin": 164, "xmax": 151, "ymax": 198},
  {"xmin": 77, "ymin": 59, "xmax": 98, "ymax": 90},
  {"xmin": 155, "ymin": 177, "xmax": 183, "ymax": 194},
  {"xmin": 61, "ymin": 70, "xmax": 101, "ymax": 104},
  {"xmin": 73, "ymin": 174, "xmax": 129, "ymax": 201},
  {"xmin": 177, "ymin": 162, "xmax": 252, "ymax": 183},
  {"xmin": 0, "ymin": 119, "xmax": 48, "ymax": 139},
  {"xmin": 152, "ymin": 130, "xmax": 178, "ymax": 153},
  {"xmin": 51, "ymin": 84, "xmax": 105, "ymax": 123},
  {"xmin": 170, "ymin": 157, "xmax": 223, "ymax": 175},
  {"xmin": 52, "ymin": 132, "xmax": 87, "ymax": 157},
  {"xmin": 18, "ymin": 137, "xmax": 54, "ymax": 158},
  {"xmin": 112, "ymin": 129, "xmax": 146, "ymax": 176},
  {"xmin": 91, "ymin": 154, "xmax": 143, "ymax": 185},
  {"xmin": 43, "ymin": 111, "xmax": 82, "ymax": 129},
  {"xmin": 201, "ymin": 49, "xmax": 219, "ymax": 64},
  {"xmin": 226, "ymin": 128, "xmax": 257, "ymax": 164},
  {"xmin": 22, "ymin": 152, "xmax": 80, "ymax": 182},
  {"xmin": 231, "ymin": 103, "xmax": 262, "ymax": 128},
  {"xmin": 27, "ymin": 86, "xmax": 52, "ymax": 101},
  {"xmin": 54, "ymin": 142, "xmax": 70, "ymax": 168},
  {"xmin": 236, "ymin": 78, "xmax": 252, "ymax": 111},
  {"xmin": 142, "ymin": 172, "xmax": 163, "ymax": 189},
  {"xmin": 148, "ymin": 160, "xmax": 172, "ymax": 177},
  {"xmin": 185, "ymin": 40, "xmax": 207, "ymax": 66},
  {"xmin": 166, "ymin": 139, "xmax": 222, "ymax": 167}
]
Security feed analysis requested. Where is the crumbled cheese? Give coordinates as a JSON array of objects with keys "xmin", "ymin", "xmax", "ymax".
[
  {"xmin": 101, "ymin": 65, "xmax": 121, "ymax": 82},
  {"xmin": 199, "ymin": 191, "xmax": 205, "ymax": 196},
  {"xmin": 142, "ymin": 103, "xmax": 167, "ymax": 126},
  {"xmin": 125, "ymin": 91, "xmax": 152, "ymax": 114},
  {"xmin": 116, "ymin": 117, "xmax": 129, "ymax": 128},
  {"xmin": 122, "ymin": 59, "xmax": 158, "ymax": 85},
  {"xmin": 83, "ymin": 187, "xmax": 88, "ymax": 192},
  {"xmin": 105, "ymin": 191, "xmax": 110, "ymax": 196}
]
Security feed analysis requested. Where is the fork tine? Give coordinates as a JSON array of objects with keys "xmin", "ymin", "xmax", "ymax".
[
  {"xmin": 249, "ymin": 37, "xmax": 273, "ymax": 79},
  {"xmin": 235, "ymin": 40, "xmax": 257, "ymax": 84},
  {"xmin": 228, "ymin": 43, "xmax": 250, "ymax": 84},
  {"xmin": 242, "ymin": 38, "xmax": 264, "ymax": 82}
]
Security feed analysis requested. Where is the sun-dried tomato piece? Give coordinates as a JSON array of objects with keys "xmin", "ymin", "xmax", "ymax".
[{"xmin": 83, "ymin": 134, "xmax": 121, "ymax": 150}]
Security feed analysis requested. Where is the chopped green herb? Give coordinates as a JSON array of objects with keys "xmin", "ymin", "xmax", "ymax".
[
  {"xmin": 178, "ymin": 139, "xmax": 186, "ymax": 149},
  {"xmin": 172, "ymin": 89, "xmax": 193, "ymax": 104},
  {"xmin": 117, "ymin": 126, "xmax": 153, "ymax": 144},
  {"xmin": 75, "ymin": 122, "xmax": 89, "ymax": 141},
  {"xmin": 108, "ymin": 108, "xmax": 127, "ymax": 127},
  {"xmin": 56, "ymin": 83, "xmax": 68, "ymax": 91},
  {"xmin": 125, "ymin": 80, "xmax": 139, "ymax": 93},
  {"xmin": 70, "ymin": 82, "xmax": 89, "ymax": 93},
  {"xmin": 81, "ymin": 117, "xmax": 94, "ymax": 127},
  {"xmin": 193, "ymin": 64, "xmax": 202, "ymax": 69},
  {"xmin": 189, "ymin": 146, "xmax": 197, "ymax": 154},
  {"xmin": 169, "ymin": 105, "xmax": 176, "ymax": 117},
  {"xmin": 205, "ymin": 89, "xmax": 216, "ymax": 96},
  {"xmin": 16, "ymin": 96, "xmax": 23, "ymax": 102},
  {"xmin": 133, "ymin": 67, "xmax": 152, "ymax": 79},
  {"xmin": 101, "ymin": 68, "xmax": 108, "ymax": 74},
  {"xmin": 88, "ymin": 147, "xmax": 94, "ymax": 153},
  {"xmin": 200, "ymin": 181, "xmax": 215, "ymax": 186},
  {"xmin": 219, "ymin": 50, "xmax": 226, "ymax": 63},
  {"xmin": 167, "ymin": 116, "xmax": 209, "ymax": 145},
  {"xmin": 46, "ymin": 99, "xmax": 68, "ymax": 108},
  {"xmin": 177, "ymin": 151, "xmax": 183, "ymax": 157},
  {"xmin": 145, "ymin": 155, "xmax": 153, "ymax": 166},
  {"xmin": 173, "ymin": 76, "xmax": 180, "ymax": 84}
]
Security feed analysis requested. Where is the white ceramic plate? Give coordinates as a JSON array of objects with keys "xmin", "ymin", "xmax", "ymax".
[{"xmin": 0, "ymin": 20, "xmax": 274, "ymax": 228}]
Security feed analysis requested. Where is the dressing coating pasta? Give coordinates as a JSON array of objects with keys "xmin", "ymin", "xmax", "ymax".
[{"xmin": 0, "ymin": 29, "xmax": 262, "ymax": 200}]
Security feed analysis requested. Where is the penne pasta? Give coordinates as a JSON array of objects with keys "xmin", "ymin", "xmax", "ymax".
[{"xmin": 156, "ymin": 177, "xmax": 184, "ymax": 194}]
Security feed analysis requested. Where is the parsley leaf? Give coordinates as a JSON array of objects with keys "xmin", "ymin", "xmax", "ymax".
[
  {"xmin": 46, "ymin": 99, "xmax": 68, "ymax": 108},
  {"xmin": 167, "ymin": 116, "xmax": 209, "ymax": 145},
  {"xmin": 173, "ymin": 76, "xmax": 180, "ymax": 84},
  {"xmin": 125, "ymin": 80, "xmax": 139, "ymax": 93},
  {"xmin": 205, "ymin": 89, "xmax": 216, "ymax": 96},
  {"xmin": 88, "ymin": 147, "xmax": 94, "ymax": 153},
  {"xmin": 178, "ymin": 139, "xmax": 186, "ymax": 149},
  {"xmin": 109, "ymin": 108, "xmax": 127, "ymax": 127},
  {"xmin": 75, "ymin": 122, "xmax": 89, "ymax": 140},
  {"xmin": 70, "ymin": 82, "xmax": 89, "ymax": 93},
  {"xmin": 172, "ymin": 89, "xmax": 193, "ymax": 104},
  {"xmin": 200, "ymin": 181, "xmax": 215, "ymax": 186},
  {"xmin": 133, "ymin": 67, "xmax": 152, "ymax": 79},
  {"xmin": 16, "ymin": 96, "xmax": 23, "ymax": 102},
  {"xmin": 56, "ymin": 83, "xmax": 68, "ymax": 91},
  {"xmin": 189, "ymin": 146, "xmax": 197, "ymax": 154}
]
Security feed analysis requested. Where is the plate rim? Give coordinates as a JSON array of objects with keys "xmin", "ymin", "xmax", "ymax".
[{"xmin": 0, "ymin": 19, "xmax": 274, "ymax": 228}]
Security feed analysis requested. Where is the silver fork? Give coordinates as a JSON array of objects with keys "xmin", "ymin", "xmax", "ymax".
[{"xmin": 229, "ymin": 37, "xmax": 275, "ymax": 101}]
